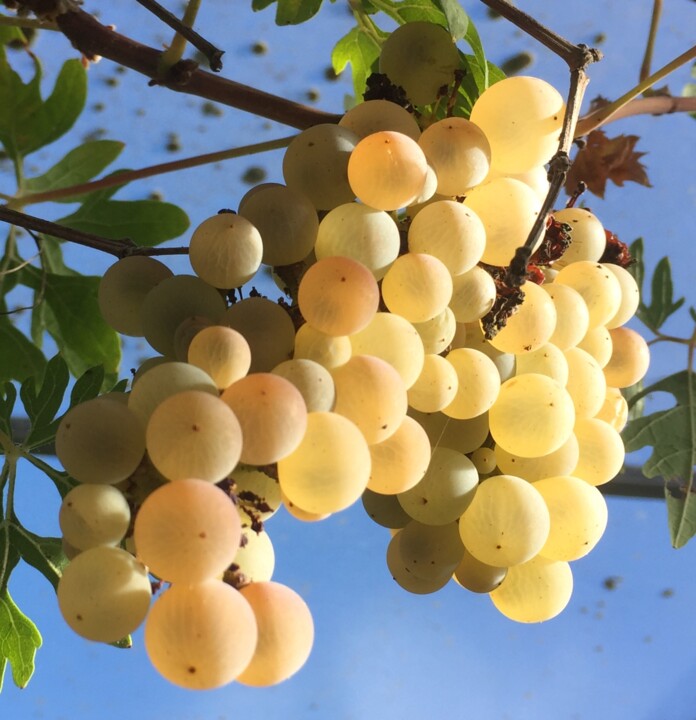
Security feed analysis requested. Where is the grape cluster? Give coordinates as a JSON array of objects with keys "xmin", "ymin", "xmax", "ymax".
[{"xmin": 54, "ymin": 22, "xmax": 650, "ymax": 688}]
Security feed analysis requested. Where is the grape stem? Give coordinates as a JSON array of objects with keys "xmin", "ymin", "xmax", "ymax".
[{"xmin": 639, "ymin": 0, "xmax": 663, "ymax": 88}]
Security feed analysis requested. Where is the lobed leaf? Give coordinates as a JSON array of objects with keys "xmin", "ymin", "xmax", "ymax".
[
  {"xmin": 9, "ymin": 526, "xmax": 67, "ymax": 592},
  {"xmin": 0, "ymin": 589, "xmax": 42, "ymax": 691},
  {"xmin": 332, "ymin": 26, "xmax": 383, "ymax": 100},
  {"xmin": 252, "ymin": 0, "xmax": 324, "ymax": 24},
  {"xmin": 0, "ymin": 318, "xmax": 46, "ymax": 384},
  {"xmin": 638, "ymin": 257, "xmax": 685, "ymax": 331}
]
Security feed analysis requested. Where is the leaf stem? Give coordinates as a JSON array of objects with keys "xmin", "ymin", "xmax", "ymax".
[
  {"xmin": 639, "ymin": 0, "xmax": 662, "ymax": 87},
  {"xmin": 159, "ymin": 0, "xmax": 204, "ymax": 72}
]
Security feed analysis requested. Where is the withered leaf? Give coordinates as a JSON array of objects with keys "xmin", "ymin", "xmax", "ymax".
[{"xmin": 566, "ymin": 129, "xmax": 652, "ymax": 198}]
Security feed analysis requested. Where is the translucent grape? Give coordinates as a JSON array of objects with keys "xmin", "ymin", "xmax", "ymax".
[
  {"xmin": 576, "ymin": 325, "xmax": 613, "ymax": 368},
  {"xmin": 515, "ymin": 342, "xmax": 569, "ymax": 386},
  {"xmin": 281, "ymin": 491, "xmax": 332, "ymax": 523},
  {"xmin": 407, "ymin": 353, "xmax": 459, "ymax": 413},
  {"xmin": 573, "ymin": 417, "xmax": 625, "ymax": 486},
  {"xmin": 293, "ymin": 322, "xmax": 352, "ymax": 369},
  {"xmin": 397, "ymin": 520, "xmax": 464, "ymax": 580},
  {"xmin": 231, "ymin": 525, "xmax": 275, "ymax": 583},
  {"xmin": 339, "ymin": 99, "xmax": 421, "ymax": 140},
  {"xmin": 412, "ymin": 307, "xmax": 456, "ymax": 355},
  {"xmin": 595, "ymin": 386, "xmax": 628, "ymax": 432},
  {"xmin": 553, "ymin": 261, "xmax": 622, "ymax": 328},
  {"xmin": 605, "ymin": 263, "xmax": 640, "ymax": 328},
  {"xmin": 470, "ymin": 447, "xmax": 497, "ymax": 475},
  {"xmin": 442, "ymin": 348, "xmax": 501, "ymax": 420},
  {"xmin": 453, "ymin": 549, "xmax": 507, "ymax": 593},
  {"xmin": 230, "ymin": 466, "xmax": 282, "ymax": 523},
  {"xmin": 495, "ymin": 433, "xmax": 580, "ymax": 482},
  {"xmin": 542, "ymin": 283, "xmax": 590, "ymax": 350},
  {"xmin": 553, "ymin": 208, "xmax": 606, "ymax": 267},
  {"xmin": 187, "ymin": 325, "xmax": 252, "ymax": 389},
  {"xmin": 410, "ymin": 408, "xmax": 490, "ymax": 455},
  {"xmin": 460, "ymin": 322, "xmax": 516, "ymax": 381},
  {"xmin": 362, "ymin": 488, "xmax": 412, "ymax": 529},
  {"xmin": 272, "ymin": 358, "xmax": 335, "ymax": 412},
  {"xmin": 448, "ymin": 266, "xmax": 497, "ymax": 323},
  {"xmin": 386, "ymin": 531, "xmax": 452, "ymax": 594},
  {"xmin": 564, "ymin": 347, "xmax": 607, "ymax": 418},
  {"xmin": 603, "ymin": 327, "xmax": 650, "ymax": 388},
  {"xmin": 173, "ymin": 315, "xmax": 213, "ymax": 361}
]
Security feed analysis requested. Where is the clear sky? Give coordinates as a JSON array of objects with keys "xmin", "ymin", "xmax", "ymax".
[{"xmin": 2, "ymin": 1, "xmax": 696, "ymax": 718}]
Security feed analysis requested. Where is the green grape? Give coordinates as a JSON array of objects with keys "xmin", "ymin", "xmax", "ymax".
[
  {"xmin": 221, "ymin": 373, "xmax": 308, "ymax": 466},
  {"xmin": 453, "ymin": 549, "xmax": 507, "ymax": 593},
  {"xmin": 470, "ymin": 447, "xmax": 497, "ymax": 475},
  {"xmin": 173, "ymin": 315, "xmax": 213, "ymax": 361},
  {"xmin": 553, "ymin": 207, "xmax": 606, "ymax": 267},
  {"xmin": 362, "ymin": 488, "xmax": 412, "ymax": 529},
  {"xmin": 187, "ymin": 325, "xmax": 252, "ymax": 390},
  {"xmin": 238, "ymin": 183, "xmax": 318, "ymax": 266},
  {"xmin": 98, "ymin": 256, "xmax": 173, "ymax": 336},
  {"xmin": 144, "ymin": 580, "xmax": 258, "ymax": 690},
  {"xmin": 57, "ymin": 546, "xmax": 151, "ymax": 643},
  {"xmin": 282, "ymin": 123, "xmax": 359, "ymax": 210},
  {"xmin": 293, "ymin": 323, "xmax": 352, "ymax": 369},
  {"xmin": 133, "ymin": 478, "xmax": 242, "ymax": 584},
  {"xmin": 412, "ymin": 307, "xmax": 456, "ymax": 355},
  {"xmin": 397, "ymin": 520, "xmax": 464, "ymax": 581},
  {"xmin": 237, "ymin": 581, "xmax": 314, "ymax": 687},
  {"xmin": 386, "ymin": 531, "xmax": 453, "ymax": 595},
  {"xmin": 603, "ymin": 327, "xmax": 650, "ymax": 388},
  {"xmin": 379, "ymin": 22, "xmax": 459, "ymax": 106},
  {"xmin": 56, "ymin": 397, "xmax": 146, "ymax": 485},
  {"xmin": 442, "ymin": 347, "xmax": 501, "ymax": 420},
  {"xmin": 417, "ymin": 118, "xmax": 491, "ymax": 196},
  {"xmin": 59, "ymin": 484, "xmax": 131, "ymax": 551},
  {"xmin": 272, "ymin": 358, "xmax": 336, "ymax": 412},
  {"xmin": 224, "ymin": 296, "xmax": 296, "ymax": 373},
  {"xmin": 410, "ymin": 408, "xmax": 490, "ymax": 455},
  {"xmin": 553, "ymin": 261, "xmax": 622, "ymax": 328},
  {"xmin": 339, "ymin": 99, "xmax": 421, "ymax": 141},
  {"xmin": 448, "ymin": 265, "xmax": 497, "ymax": 323},
  {"xmin": 407, "ymin": 353, "xmax": 459, "ymax": 413},
  {"xmin": 564, "ymin": 347, "xmax": 606, "ymax": 418},
  {"xmin": 398, "ymin": 446, "xmax": 479, "ymax": 525},
  {"xmin": 469, "ymin": 75, "xmax": 565, "ymax": 173},
  {"xmin": 408, "ymin": 199, "xmax": 486, "ymax": 276}
]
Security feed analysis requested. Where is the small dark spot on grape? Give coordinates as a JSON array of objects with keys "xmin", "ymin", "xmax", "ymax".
[
  {"xmin": 199, "ymin": 531, "xmax": 207, "ymax": 539},
  {"xmin": 188, "ymin": 666, "xmax": 197, "ymax": 674},
  {"xmin": 192, "ymin": 424, "xmax": 200, "ymax": 432},
  {"xmin": 340, "ymin": 276, "xmax": 346, "ymax": 282},
  {"xmin": 76, "ymin": 614, "xmax": 83, "ymax": 621},
  {"xmin": 496, "ymin": 545, "xmax": 502, "ymax": 549}
]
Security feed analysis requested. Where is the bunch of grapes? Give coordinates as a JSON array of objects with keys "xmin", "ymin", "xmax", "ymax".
[{"xmin": 53, "ymin": 21, "xmax": 650, "ymax": 688}]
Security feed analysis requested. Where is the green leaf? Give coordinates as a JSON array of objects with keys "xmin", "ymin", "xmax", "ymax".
[
  {"xmin": 453, "ymin": 52, "xmax": 505, "ymax": 117},
  {"xmin": 434, "ymin": 0, "xmax": 468, "ymax": 38},
  {"xmin": 332, "ymin": 26, "xmax": 383, "ymax": 100},
  {"xmin": 9, "ymin": 526, "xmax": 67, "ymax": 592},
  {"xmin": 638, "ymin": 257, "xmax": 685, "ymax": 331},
  {"xmin": 23, "ymin": 454, "xmax": 76, "ymax": 499},
  {"xmin": 0, "ymin": 588, "xmax": 42, "ymax": 691},
  {"xmin": 628, "ymin": 238, "xmax": 645, "ymax": 294},
  {"xmin": 70, "ymin": 365, "xmax": 106, "ymax": 408},
  {"xmin": 23, "ymin": 140, "xmax": 125, "ymax": 201},
  {"xmin": 462, "ymin": 17, "xmax": 489, "ymax": 89},
  {"xmin": 623, "ymin": 370, "xmax": 696, "ymax": 547},
  {"xmin": 0, "ymin": 516, "xmax": 20, "ymax": 595},
  {"xmin": 0, "ymin": 317, "xmax": 46, "ymax": 383},
  {"xmin": 252, "ymin": 0, "xmax": 323, "ymax": 24},
  {"xmin": 0, "ymin": 383, "xmax": 17, "ymax": 441},
  {"xmin": 0, "ymin": 25, "xmax": 27, "ymax": 47},
  {"xmin": 378, "ymin": 0, "xmax": 446, "ymax": 24},
  {"xmin": 57, "ymin": 198, "xmax": 189, "ymax": 248}
]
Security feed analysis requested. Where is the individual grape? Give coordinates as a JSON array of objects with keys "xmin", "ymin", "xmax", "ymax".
[
  {"xmin": 448, "ymin": 266, "xmax": 497, "ymax": 323},
  {"xmin": 459, "ymin": 474, "xmax": 550, "ymax": 567},
  {"xmin": 272, "ymin": 358, "xmax": 335, "ymax": 412},
  {"xmin": 237, "ymin": 581, "xmax": 314, "ymax": 687},
  {"xmin": 230, "ymin": 466, "xmax": 282, "ymax": 523},
  {"xmin": 407, "ymin": 163, "xmax": 439, "ymax": 207},
  {"xmin": 564, "ymin": 347, "xmax": 607, "ymax": 418},
  {"xmin": 417, "ymin": 118, "xmax": 491, "ymax": 196},
  {"xmin": 298, "ymin": 256, "xmax": 379, "ymax": 336},
  {"xmin": 282, "ymin": 123, "xmax": 359, "ymax": 210},
  {"xmin": 453, "ymin": 549, "xmax": 507, "ymax": 593},
  {"xmin": 331, "ymin": 354, "xmax": 407, "ymax": 444},
  {"xmin": 338, "ymin": 99, "xmax": 421, "ymax": 140},
  {"xmin": 470, "ymin": 447, "xmax": 497, "ymax": 475},
  {"xmin": 412, "ymin": 307, "xmax": 456, "ymax": 354},
  {"xmin": 128, "ymin": 361, "xmax": 218, "ymax": 426},
  {"xmin": 238, "ymin": 183, "xmax": 318, "ymax": 266},
  {"xmin": 59, "ymin": 484, "xmax": 131, "ymax": 551},
  {"xmin": 278, "ymin": 411, "xmax": 371, "ymax": 514},
  {"xmin": 281, "ymin": 491, "xmax": 332, "ymax": 523},
  {"xmin": 141, "ymin": 274, "xmax": 226, "ymax": 357},
  {"xmin": 397, "ymin": 520, "xmax": 464, "ymax": 581},
  {"xmin": 231, "ymin": 525, "xmax": 275, "ymax": 583},
  {"xmin": 56, "ymin": 398, "xmax": 145, "ymax": 485},
  {"xmin": 573, "ymin": 417, "xmax": 625, "ymax": 486},
  {"xmin": 293, "ymin": 323, "xmax": 352, "ymax": 369},
  {"xmin": 595, "ymin": 386, "xmax": 629, "ymax": 432},
  {"xmin": 407, "ymin": 353, "xmax": 459, "ymax": 413},
  {"xmin": 469, "ymin": 76, "xmax": 565, "ymax": 173},
  {"xmin": 386, "ymin": 531, "xmax": 452, "ymax": 594},
  {"xmin": 407, "ymin": 199, "xmax": 486, "ymax": 276},
  {"xmin": 134, "ymin": 478, "xmax": 241, "ymax": 583},
  {"xmin": 221, "ymin": 373, "xmax": 307, "ymax": 466},
  {"xmin": 576, "ymin": 325, "xmax": 613, "ymax": 368},
  {"xmin": 553, "ymin": 261, "xmax": 622, "ymax": 328},
  {"xmin": 398, "ymin": 447, "xmax": 479, "ymax": 525},
  {"xmin": 349, "ymin": 312, "xmax": 425, "ymax": 389},
  {"xmin": 362, "ymin": 488, "xmax": 412, "ymax": 529},
  {"xmin": 144, "ymin": 581, "xmax": 257, "ymax": 690},
  {"xmin": 173, "ymin": 315, "xmax": 214, "ymax": 361},
  {"xmin": 552, "ymin": 208, "xmax": 606, "ymax": 267},
  {"xmin": 224, "ymin": 296, "xmax": 295, "ymax": 373},
  {"xmin": 489, "ymin": 555, "xmax": 573, "ymax": 623},
  {"xmin": 347, "ymin": 131, "xmax": 428, "ymax": 211},
  {"xmin": 486, "ymin": 165, "xmax": 550, "ymax": 201},
  {"xmin": 464, "ymin": 178, "xmax": 543, "ymax": 267},
  {"xmin": 98, "ymin": 256, "xmax": 173, "ymax": 336},
  {"xmin": 382, "ymin": 252, "xmax": 452, "ymax": 322},
  {"xmin": 410, "ymin": 408, "xmax": 490, "ymax": 455},
  {"xmin": 489, "ymin": 374, "xmax": 575, "ymax": 458},
  {"xmin": 187, "ymin": 325, "xmax": 252, "ymax": 389},
  {"xmin": 605, "ymin": 263, "xmax": 640, "ymax": 328},
  {"xmin": 188, "ymin": 212, "xmax": 262, "ymax": 289},
  {"xmin": 57, "ymin": 546, "xmax": 151, "ymax": 643},
  {"xmin": 145, "ymin": 391, "xmax": 242, "ymax": 483},
  {"xmin": 442, "ymin": 348, "xmax": 501, "ymax": 420},
  {"xmin": 367, "ymin": 415, "xmax": 431, "ymax": 495},
  {"xmin": 603, "ymin": 327, "xmax": 650, "ymax": 388},
  {"xmin": 533, "ymin": 475, "xmax": 608, "ymax": 561},
  {"xmin": 495, "ymin": 433, "xmax": 580, "ymax": 482},
  {"xmin": 542, "ymin": 283, "xmax": 590, "ymax": 350},
  {"xmin": 488, "ymin": 281, "xmax": 557, "ymax": 355},
  {"xmin": 515, "ymin": 342, "xmax": 569, "ymax": 386},
  {"xmin": 314, "ymin": 202, "xmax": 400, "ymax": 280},
  {"xmin": 378, "ymin": 22, "xmax": 459, "ymax": 105},
  {"xmin": 460, "ymin": 322, "xmax": 517, "ymax": 381}
]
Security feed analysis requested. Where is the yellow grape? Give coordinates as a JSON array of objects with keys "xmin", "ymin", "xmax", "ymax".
[
  {"xmin": 542, "ymin": 282, "xmax": 590, "ymax": 350},
  {"xmin": 281, "ymin": 491, "xmax": 332, "ymax": 523},
  {"xmin": 237, "ymin": 581, "xmax": 314, "ymax": 687},
  {"xmin": 448, "ymin": 266, "xmax": 497, "ymax": 323},
  {"xmin": 553, "ymin": 261, "xmax": 622, "ymax": 328},
  {"xmin": 412, "ymin": 306, "xmax": 456, "ymax": 355},
  {"xmin": 470, "ymin": 447, "xmax": 497, "ymax": 475},
  {"xmin": 603, "ymin": 327, "xmax": 650, "ymax": 388},
  {"xmin": 553, "ymin": 208, "xmax": 606, "ymax": 267},
  {"xmin": 293, "ymin": 323, "xmax": 352, "ymax": 369},
  {"xmin": 515, "ymin": 342, "xmax": 569, "ymax": 386},
  {"xmin": 187, "ymin": 325, "xmax": 252, "ymax": 390},
  {"xmin": 495, "ymin": 433, "xmax": 580, "ymax": 482},
  {"xmin": 347, "ymin": 131, "xmax": 428, "ymax": 211},
  {"xmin": 144, "ymin": 581, "xmax": 257, "ymax": 690},
  {"xmin": 453, "ymin": 549, "xmax": 507, "ymax": 593},
  {"xmin": 298, "ymin": 256, "xmax": 379, "ymax": 336},
  {"xmin": 362, "ymin": 488, "xmax": 411, "ymax": 529},
  {"xmin": 224, "ymin": 296, "xmax": 295, "ymax": 373},
  {"xmin": 272, "ymin": 358, "xmax": 336, "ymax": 412},
  {"xmin": 460, "ymin": 322, "xmax": 516, "ymax": 381},
  {"xmin": 189, "ymin": 213, "xmax": 263, "ymax": 289},
  {"xmin": 407, "ymin": 353, "xmax": 459, "ymax": 413},
  {"xmin": 489, "ymin": 373, "xmax": 575, "ymax": 458},
  {"xmin": 576, "ymin": 325, "xmax": 613, "ymax": 368},
  {"xmin": 339, "ymin": 99, "xmax": 421, "ymax": 140},
  {"xmin": 595, "ymin": 386, "xmax": 628, "ymax": 432},
  {"xmin": 173, "ymin": 315, "xmax": 213, "ymax": 362},
  {"xmin": 57, "ymin": 546, "xmax": 151, "ymax": 643},
  {"xmin": 230, "ymin": 466, "xmax": 282, "ymax": 523},
  {"xmin": 98, "ymin": 256, "xmax": 172, "ymax": 336},
  {"xmin": 470, "ymin": 76, "xmax": 565, "ymax": 173},
  {"xmin": 145, "ymin": 391, "xmax": 242, "ymax": 483},
  {"xmin": 56, "ymin": 398, "xmax": 145, "ymax": 485},
  {"xmin": 486, "ymin": 165, "xmax": 550, "ymax": 201},
  {"xmin": 490, "ymin": 555, "xmax": 573, "ymax": 623},
  {"xmin": 604, "ymin": 263, "xmax": 640, "ymax": 328},
  {"xmin": 573, "ymin": 417, "xmax": 625, "ymax": 486},
  {"xmin": 278, "ymin": 411, "xmax": 371, "ymax": 514},
  {"xmin": 232, "ymin": 524, "xmax": 275, "ymax": 583},
  {"xmin": 417, "ymin": 118, "xmax": 491, "ymax": 196},
  {"xmin": 221, "ymin": 373, "xmax": 307, "ymax": 465},
  {"xmin": 442, "ymin": 348, "xmax": 501, "ymax": 420},
  {"xmin": 133, "ymin": 478, "xmax": 242, "ymax": 583},
  {"xmin": 564, "ymin": 347, "xmax": 607, "ymax": 418},
  {"xmin": 459, "ymin": 474, "xmax": 550, "ymax": 567}
]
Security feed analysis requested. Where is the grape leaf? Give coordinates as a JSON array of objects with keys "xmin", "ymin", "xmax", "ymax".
[
  {"xmin": 0, "ymin": 589, "xmax": 42, "ymax": 691},
  {"xmin": 565, "ymin": 129, "xmax": 652, "ymax": 198},
  {"xmin": 332, "ymin": 26, "xmax": 384, "ymax": 99},
  {"xmin": 637, "ymin": 256, "xmax": 685, "ymax": 332},
  {"xmin": 24, "ymin": 455, "xmax": 76, "ymax": 499},
  {"xmin": 9, "ymin": 526, "xmax": 67, "ymax": 592},
  {"xmin": 434, "ymin": 0, "xmax": 468, "ymax": 38},
  {"xmin": 252, "ymin": 0, "xmax": 324, "ymax": 24},
  {"xmin": 0, "ymin": 383, "xmax": 16, "ymax": 441},
  {"xmin": 623, "ymin": 370, "xmax": 696, "ymax": 548},
  {"xmin": 0, "ymin": 318, "xmax": 47, "ymax": 384}
]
